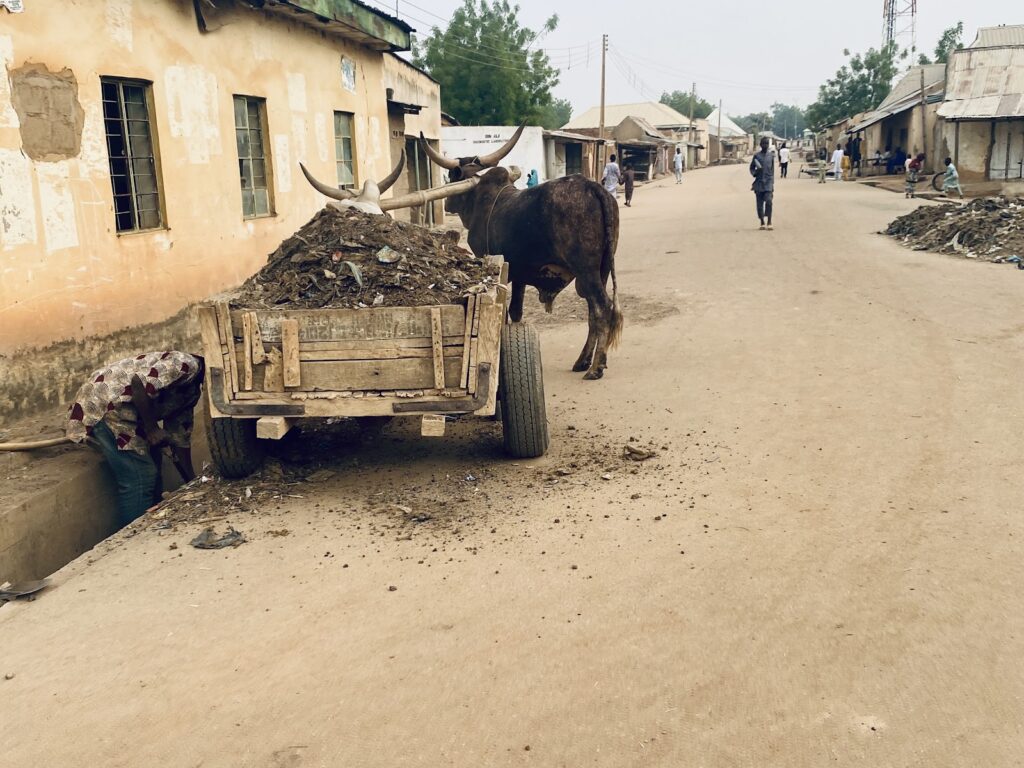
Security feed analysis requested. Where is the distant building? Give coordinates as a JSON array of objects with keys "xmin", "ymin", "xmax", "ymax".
[
  {"xmin": 937, "ymin": 25, "xmax": 1024, "ymax": 181},
  {"xmin": 847, "ymin": 63, "xmax": 946, "ymax": 172},
  {"xmin": 439, "ymin": 126, "xmax": 603, "ymax": 184},
  {"xmin": 704, "ymin": 109, "xmax": 750, "ymax": 162}
]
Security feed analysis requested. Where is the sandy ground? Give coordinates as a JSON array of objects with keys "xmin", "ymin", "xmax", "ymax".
[{"xmin": 3, "ymin": 165, "xmax": 1024, "ymax": 767}]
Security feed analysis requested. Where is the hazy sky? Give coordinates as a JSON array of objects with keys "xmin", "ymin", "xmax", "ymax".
[{"xmin": 366, "ymin": 0, "xmax": 1019, "ymax": 117}]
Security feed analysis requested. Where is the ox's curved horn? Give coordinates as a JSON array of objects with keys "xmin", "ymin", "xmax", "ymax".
[
  {"xmin": 300, "ymin": 162, "xmax": 355, "ymax": 200},
  {"xmin": 377, "ymin": 149, "xmax": 406, "ymax": 194},
  {"xmin": 380, "ymin": 176, "xmax": 482, "ymax": 212},
  {"xmin": 419, "ymin": 132, "xmax": 459, "ymax": 171},
  {"xmin": 477, "ymin": 124, "xmax": 525, "ymax": 167}
]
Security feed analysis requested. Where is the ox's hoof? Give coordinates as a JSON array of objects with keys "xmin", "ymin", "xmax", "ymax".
[
  {"xmin": 582, "ymin": 368, "xmax": 604, "ymax": 380},
  {"xmin": 572, "ymin": 360, "xmax": 592, "ymax": 372}
]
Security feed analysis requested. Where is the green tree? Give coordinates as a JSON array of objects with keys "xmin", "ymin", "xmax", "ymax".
[
  {"xmin": 413, "ymin": 0, "xmax": 560, "ymax": 125},
  {"xmin": 918, "ymin": 22, "xmax": 964, "ymax": 64},
  {"xmin": 733, "ymin": 112, "xmax": 770, "ymax": 134},
  {"xmin": 537, "ymin": 97, "xmax": 572, "ymax": 129},
  {"xmin": 805, "ymin": 42, "xmax": 902, "ymax": 129},
  {"xmin": 659, "ymin": 90, "xmax": 714, "ymax": 120},
  {"xmin": 770, "ymin": 103, "xmax": 806, "ymax": 138}
]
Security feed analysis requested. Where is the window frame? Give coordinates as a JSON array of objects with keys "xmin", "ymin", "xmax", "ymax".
[
  {"xmin": 100, "ymin": 76, "xmax": 167, "ymax": 235},
  {"xmin": 233, "ymin": 94, "xmax": 275, "ymax": 219},
  {"xmin": 334, "ymin": 110, "xmax": 357, "ymax": 190}
]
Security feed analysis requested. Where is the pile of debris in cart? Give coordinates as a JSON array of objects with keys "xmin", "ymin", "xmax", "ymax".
[
  {"xmin": 884, "ymin": 197, "xmax": 1024, "ymax": 264},
  {"xmin": 231, "ymin": 207, "xmax": 500, "ymax": 309}
]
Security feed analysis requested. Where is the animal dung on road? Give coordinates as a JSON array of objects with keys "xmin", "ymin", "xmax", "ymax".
[
  {"xmin": 231, "ymin": 207, "xmax": 500, "ymax": 310},
  {"xmin": 885, "ymin": 197, "xmax": 1024, "ymax": 262}
]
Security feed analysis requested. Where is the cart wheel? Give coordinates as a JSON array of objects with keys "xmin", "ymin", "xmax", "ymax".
[
  {"xmin": 204, "ymin": 402, "xmax": 265, "ymax": 478},
  {"xmin": 498, "ymin": 323, "xmax": 549, "ymax": 458}
]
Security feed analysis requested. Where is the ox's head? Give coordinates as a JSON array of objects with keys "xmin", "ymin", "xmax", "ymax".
[{"xmin": 418, "ymin": 125, "xmax": 525, "ymax": 214}]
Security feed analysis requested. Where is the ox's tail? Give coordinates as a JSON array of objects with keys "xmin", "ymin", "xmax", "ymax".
[{"xmin": 597, "ymin": 185, "xmax": 624, "ymax": 350}]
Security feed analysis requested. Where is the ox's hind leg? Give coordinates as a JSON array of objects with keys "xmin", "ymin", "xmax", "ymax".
[
  {"xmin": 572, "ymin": 298, "xmax": 599, "ymax": 372},
  {"xmin": 574, "ymin": 277, "xmax": 614, "ymax": 380}
]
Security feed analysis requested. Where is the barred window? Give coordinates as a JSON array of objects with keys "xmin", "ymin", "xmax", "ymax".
[
  {"xmin": 234, "ymin": 95, "xmax": 273, "ymax": 218},
  {"xmin": 101, "ymin": 78, "xmax": 163, "ymax": 233},
  {"xmin": 334, "ymin": 111, "xmax": 356, "ymax": 189}
]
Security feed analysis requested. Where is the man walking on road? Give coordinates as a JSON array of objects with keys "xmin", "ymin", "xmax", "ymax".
[
  {"xmin": 750, "ymin": 136, "xmax": 775, "ymax": 230},
  {"xmin": 673, "ymin": 147, "xmax": 684, "ymax": 183},
  {"xmin": 602, "ymin": 153, "xmax": 622, "ymax": 200},
  {"xmin": 623, "ymin": 163, "xmax": 636, "ymax": 207},
  {"xmin": 831, "ymin": 144, "xmax": 845, "ymax": 181},
  {"xmin": 779, "ymin": 143, "xmax": 790, "ymax": 178}
]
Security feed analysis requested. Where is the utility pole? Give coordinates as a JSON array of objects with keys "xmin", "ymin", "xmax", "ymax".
[
  {"xmin": 919, "ymin": 65, "xmax": 928, "ymax": 169},
  {"xmin": 717, "ymin": 99, "xmax": 723, "ymax": 163},
  {"xmin": 599, "ymin": 33, "xmax": 608, "ymax": 171},
  {"xmin": 688, "ymin": 81, "xmax": 696, "ymax": 167}
]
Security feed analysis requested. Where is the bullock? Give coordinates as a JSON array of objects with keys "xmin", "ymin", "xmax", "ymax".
[
  {"xmin": 298, "ymin": 128, "xmax": 622, "ymax": 379},
  {"xmin": 418, "ymin": 127, "xmax": 622, "ymax": 380}
]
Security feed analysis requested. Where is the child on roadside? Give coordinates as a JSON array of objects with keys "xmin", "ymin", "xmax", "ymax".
[
  {"xmin": 942, "ymin": 157, "xmax": 964, "ymax": 199},
  {"xmin": 905, "ymin": 153, "xmax": 925, "ymax": 198}
]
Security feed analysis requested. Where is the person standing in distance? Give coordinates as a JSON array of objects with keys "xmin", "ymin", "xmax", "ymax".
[
  {"xmin": 779, "ymin": 142, "xmax": 790, "ymax": 179},
  {"xmin": 602, "ymin": 153, "xmax": 621, "ymax": 200},
  {"xmin": 831, "ymin": 144, "xmax": 845, "ymax": 181},
  {"xmin": 622, "ymin": 163, "xmax": 636, "ymax": 207},
  {"xmin": 749, "ymin": 136, "xmax": 775, "ymax": 230},
  {"xmin": 673, "ymin": 147, "xmax": 684, "ymax": 184}
]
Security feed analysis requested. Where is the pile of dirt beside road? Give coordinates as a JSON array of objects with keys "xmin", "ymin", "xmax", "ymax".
[
  {"xmin": 884, "ymin": 197, "xmax": 1024, "ymax": 262},
  {"xmin": 232, "ymin": 207, "xmax": 498, "ymax": 309}
]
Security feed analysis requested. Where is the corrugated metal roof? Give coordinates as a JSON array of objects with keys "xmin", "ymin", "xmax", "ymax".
[
  {"xmin": 938, "ymin": 45, "xmax": 1024, "ymax": 119},
  {"xmin": 878, "ymin": 64, "xmax": 946, "ymax": 110},
  {"xmin": 704, "ymin": 108, "xmax": 747, "ymax": 138},
  {"xmin": 563, "ymin": 102, "xmax": 692, "ymax": 130},
  {"xmin": 543, "ymin": 129, "xmax": 602, "ymax": 143},
  {"xmin": 847, "ymin": 98, "xmax": 920, "ymax": 132},
  {"xmin": 970, "ymin": 25, "xmax": 1024, "ymax": 48}
]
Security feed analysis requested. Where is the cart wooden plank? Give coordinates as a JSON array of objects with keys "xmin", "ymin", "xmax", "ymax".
[
  {"xmin": 281, "ymin": 319, "xmax": 301, "ymax": 387},
  {"xmin": 292, "ymin": 357, "xmax": 464, "ymax": 392},
  {"xmin": 430, "ymin": 307, "xmax": 446, "ymax": 389},
  {"xmin": 230, "ymin": 305, "xmax": 465, "ymax": 343}
]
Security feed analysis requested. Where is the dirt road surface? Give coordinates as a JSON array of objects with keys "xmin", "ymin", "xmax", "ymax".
[{"xmin": 3, "ymin": 167, "xmax": 1023, "ymax": 767}]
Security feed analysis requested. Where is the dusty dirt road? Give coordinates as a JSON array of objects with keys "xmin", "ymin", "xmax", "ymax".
[{"xmin": 3, "ymin": 166, "xmax": 1023, "ymax": 767}]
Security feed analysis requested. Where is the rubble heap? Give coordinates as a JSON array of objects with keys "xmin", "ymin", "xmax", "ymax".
[
  {"xmin": 884, "ymin": 197, "xmax": 1024, "ymax": 262},
  {"xmin": 232, "ymin": 207, "xmax": 499, "ymax": 309}
]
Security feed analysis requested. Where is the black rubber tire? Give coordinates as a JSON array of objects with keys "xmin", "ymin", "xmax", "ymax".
[
  {"xmin": 498, "ymin": 323, "xmax": 549, "ymax": 458},
  {"xmin": 204, "ymin": 403, "xmax": 265, "ymax": 478},
  {"xmin": 931, "ymin": 172, "xmax": 943, "ymax": 192}
]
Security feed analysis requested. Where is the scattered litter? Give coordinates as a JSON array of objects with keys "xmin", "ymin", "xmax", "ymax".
[
  {"xmin": 601, "ymin": 473, "xmax": 614, "ymax": 481},
  {"xmin": 190, "ymin": 527, "xmax": 246, "ymax": 549},
  {"xmin": 624, "ymin": 445, "xmax": 656, "ymax": 461},
  {"xmin": 305, "ymin": 469, "xmax": 336, "ymax": 482},
  {"xmin": 0, "ymin": 579, "xmax": 49, "ymax": 604},
  {"xmin": 885, "ymin": 197, "xmax": 1024, "ymax": 262}
]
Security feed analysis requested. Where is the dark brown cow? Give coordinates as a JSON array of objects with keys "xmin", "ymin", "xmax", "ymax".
[{"xmin": 419, "ymin": 130, "xmax": 622, "ymax": 380}]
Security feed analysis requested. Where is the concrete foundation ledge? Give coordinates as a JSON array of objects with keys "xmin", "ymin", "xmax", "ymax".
[{"xmin": 0, "ymin": 446, "xmax": 119, "ymax": 584}]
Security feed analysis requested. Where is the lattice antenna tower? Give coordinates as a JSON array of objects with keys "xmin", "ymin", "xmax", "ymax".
[{"xmin": 882, "ymin": 0, "xmax": 917, "ymax": 56}]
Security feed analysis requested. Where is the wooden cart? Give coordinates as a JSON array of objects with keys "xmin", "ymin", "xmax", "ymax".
[{"xmin": 197, "ymin": 264, "xmax": 548, "ymax": 478}]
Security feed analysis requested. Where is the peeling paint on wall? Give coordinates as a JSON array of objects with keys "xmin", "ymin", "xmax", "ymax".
[
  {"xmin": 105, "ymin": 0, "xmax": 133, "ymax": 52},
  {"xmin": 0, "ymin": 36, "xmax": 19, "ymax": 129},
  {"xmin": 291, "ymin": 114, "xmax": 308, "ymax": 166},
  {"xmin": 286, "ymin": 72, "xmax": 307, "ymax": 113},
  {"xmin": 36, "ymin": 163, "xmax": 79, "ymax": 253},
  {"xmin": 9, "ymin": 64, "xmax": 85, "ymax": 162},
  {"xmin": 314, "ymin": 112, "xmax": 329, "ymax": 163},
  {"xmin": 274, "ymin": 134, "xmax": 291, "ymax": 193},
  {"xmin": 0, "ymin": 148, "xmax": 37, "ymax": 250},
  {"xmin": 164, "ymin": 65, "xmax": 222, "ymax": 165},
  {"xmin": 77, "ymin": 99, "xmax": 110, "ymax": 178}
]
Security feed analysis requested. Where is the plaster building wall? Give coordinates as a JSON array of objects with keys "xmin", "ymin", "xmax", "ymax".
[
  {"xmin": 0, "ymin": 0, "xmax": 401, "ymax": 421},
  {"xmin": 441, "ymin": 125, "xmax": 547, "ymax": 185}
]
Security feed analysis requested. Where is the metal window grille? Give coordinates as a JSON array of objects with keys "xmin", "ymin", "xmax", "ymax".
[
  {"xmin": 334, "ymin": 111, "xmax": 356, "ymax": 189},
  {"xmin": 101, "ymin": 78, "xmax": 163, "ymax": 233},
  {"xmin": 234, "ymin": 95, "xmax": 272, "ymax": 218}
]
